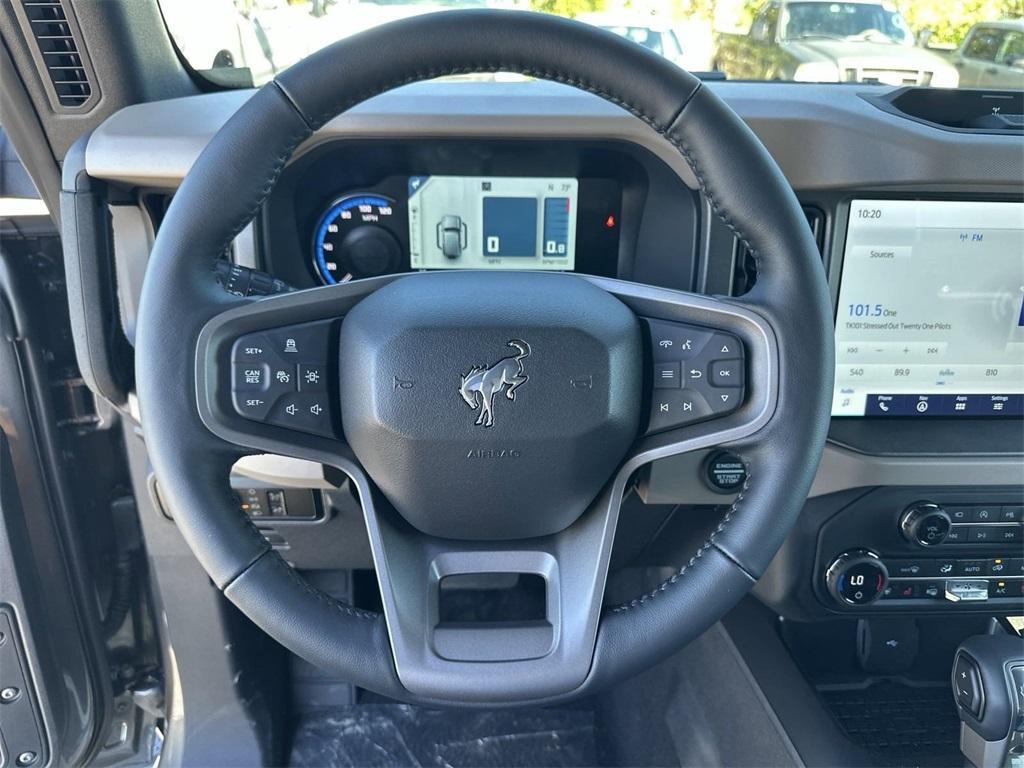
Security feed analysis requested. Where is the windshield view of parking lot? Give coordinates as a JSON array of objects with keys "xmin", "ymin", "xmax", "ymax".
[{"xmin": 162, "ymin": 0, "xmax": 1024, "ymax": 89}]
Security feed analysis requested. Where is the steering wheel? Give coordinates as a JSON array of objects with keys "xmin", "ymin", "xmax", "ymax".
[{"xmin": 136, "ymin": 10, "xmax": 833, "ymax": 706}]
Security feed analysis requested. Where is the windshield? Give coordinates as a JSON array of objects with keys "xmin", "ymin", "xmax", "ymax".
[
  {"xmin": 781, "ymin": 2, "xmax": 914, "ymax": 44},
  {"xmin": 159, "ymin": 0, "xmax": 1023, "ymax": 89}
]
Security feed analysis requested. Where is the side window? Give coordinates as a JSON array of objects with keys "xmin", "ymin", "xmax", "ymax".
[
  {"xmin": 999, "ymin": 31, "xmax": 1024, "ymax": 65},
  {"xmin": 963, "ymin": 28, "xmax": 1006, "ymax": 62}
]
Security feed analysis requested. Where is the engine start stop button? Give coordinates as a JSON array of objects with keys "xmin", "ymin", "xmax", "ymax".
[{"xmin": 704, "ymin": 451, "xmax": 747, "ymax": 494}]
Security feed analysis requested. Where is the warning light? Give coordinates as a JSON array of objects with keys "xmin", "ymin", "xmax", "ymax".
[{"xmin": 604, "ymin": 214, "xmax": 616, "ymax": 229}]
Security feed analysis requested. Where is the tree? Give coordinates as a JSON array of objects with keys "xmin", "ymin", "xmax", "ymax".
[
  {"xmin": 900, "ymin": 0, "xmax": 1024, "ymax": 45},
  {"xmin": 530, "ymin": 0, "xmax": 608, "ymax": 17}
]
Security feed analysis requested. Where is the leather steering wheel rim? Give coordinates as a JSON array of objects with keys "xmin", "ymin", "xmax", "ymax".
[{"xmin": 135, "ymin": 9, "xmax": 834, "ymax": 705}]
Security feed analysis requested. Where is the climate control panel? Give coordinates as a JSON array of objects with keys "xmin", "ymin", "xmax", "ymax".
[{"xmin": 814, "ymin": 489, "xmax": 1024, "ymax": 613}]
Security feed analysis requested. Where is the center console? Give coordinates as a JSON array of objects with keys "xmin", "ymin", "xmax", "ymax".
[
  {"xmin": 818, "ymin": 488, "xmax": 1023, "ymax": 612},
  {"xmin": 813, "ymin": 197, "xmax": 1024, "ymax": 616},
  {"xmin": 751, "ymin": 195, "xmax": 1024, "ymax": 621}
]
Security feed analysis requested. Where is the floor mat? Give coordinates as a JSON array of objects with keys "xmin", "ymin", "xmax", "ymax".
[
  {"xmin": 290, "ymin": 704, "xmax": 599, "ymax": 768},
  {"xmin": 818, "ymin": 681, "xmax": 962, "ymax": 768}
]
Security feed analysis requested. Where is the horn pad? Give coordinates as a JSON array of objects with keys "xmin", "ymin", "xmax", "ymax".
[{"xmin": 339, "ymin": 272, "xmax": 642, "ymax": 539}]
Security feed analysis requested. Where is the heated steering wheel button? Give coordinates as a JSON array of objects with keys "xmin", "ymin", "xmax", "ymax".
[
  {"xmin": 647, "ymin": 390, "xmax": 713, "ymax": 433},
  {"xmin": 233, "ymin": 363, "xmax": 269, "ymax": 391},
  {"xmin": 711, "ymin": 359, "xmax": 743, "ymax": 387}
]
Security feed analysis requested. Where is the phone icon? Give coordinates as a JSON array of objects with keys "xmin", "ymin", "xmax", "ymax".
[{"xmin": 878, "ymin": 401, "xmax": 889, "ymax": 412}]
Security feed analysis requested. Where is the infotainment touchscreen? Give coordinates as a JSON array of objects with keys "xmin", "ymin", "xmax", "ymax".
[{"xmin": 832, "ymin": 199, "xmax": 1024, "ymax": 417}]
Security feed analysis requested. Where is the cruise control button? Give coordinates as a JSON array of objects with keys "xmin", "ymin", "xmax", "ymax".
[
  {"xmin": 710, "ymin": 359, "xmax": 743, "ymax": 387},
  {"xmin": 233, "ymin": 392, "xmax": 274, "ymax": 420},
  {"xmin": 652, "ymin": 362, "xmax": 681, "ymax": 389},
  {"xmin": 266, "ymin": 320, "xmax": 332, "ymax": 359},
  {"xmin": 647, "ymin": 389, "xmax": 713, "ymax": 433},
  {"xmin": 233, "ymin": 363, "xmax": 269, "ymax": 391},
  {"xmin": 269, "ymin": 365, "xmax": 295, "ymax": 389},
  {"xmin": 232, "ymin": 334, "xmax": 270, "ymax": 362}
]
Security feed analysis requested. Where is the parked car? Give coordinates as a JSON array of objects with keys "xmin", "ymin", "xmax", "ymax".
[
  {"xmin": 714, "ymin": 0, "xmax": 959, "ymax": 86},
  {"xmin": 577, "ymin": 14, "xmax": 686, "ymax": 68},
  {"xmin": 951, "ymin": 19, "xmax": 1024, "ymax": 88}
]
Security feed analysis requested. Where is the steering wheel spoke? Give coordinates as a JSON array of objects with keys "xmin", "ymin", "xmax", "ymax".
[
  {"xmin": 358, "ymin": 479, "xmax": 624, "ymax": 702},
  {"xmin": 195, "ymin": 276, "xmax": 399, "ymax": 462},
  {"xmin": 587, "ymin": 276, "xmax": 778, "ymax": 467}
]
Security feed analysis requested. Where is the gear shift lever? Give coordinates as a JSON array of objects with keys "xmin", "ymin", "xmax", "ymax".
[{"xmin": 952, "ymin": 633, "xmax": 1024, "ymax": 768}]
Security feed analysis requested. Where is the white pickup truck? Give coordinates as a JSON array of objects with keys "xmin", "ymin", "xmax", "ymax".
[{"xmin": 714, "ymin": 0, "xmax": 959, "ymax": 87}]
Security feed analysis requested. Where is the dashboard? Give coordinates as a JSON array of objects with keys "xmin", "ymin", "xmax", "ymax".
[
  {"xmin": 261, "ymin": 138, "xmax": 699, "ymax": 292},
  {"xmin": 78, "ymin": 80, "xmax": 1024, "ymax": 621}
]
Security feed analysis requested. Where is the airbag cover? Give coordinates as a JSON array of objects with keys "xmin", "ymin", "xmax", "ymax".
[{"xmin": 339, "ymin": 272, "xmax": 641, "ymax": 539}]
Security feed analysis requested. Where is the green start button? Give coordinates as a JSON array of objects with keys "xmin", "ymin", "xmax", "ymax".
[{"xmin": 704, "ymin": 451, "xmax": 747, "ymax": 494}]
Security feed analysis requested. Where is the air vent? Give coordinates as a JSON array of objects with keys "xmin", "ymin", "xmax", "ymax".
[
  {"xmin": 732, "ymin": 205, "xmax": 825, "ymax": 296},
  {"xmin": 18, "ymin": 0, "xmax": 95, "ymax": 110}
]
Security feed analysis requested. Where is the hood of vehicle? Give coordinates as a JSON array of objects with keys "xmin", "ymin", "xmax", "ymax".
[{"xmin": 785, "ymin": 39, "xmax": 956, "ymax": 73}]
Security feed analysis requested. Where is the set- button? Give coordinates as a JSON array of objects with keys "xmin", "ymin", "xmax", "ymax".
[
  {"xmin": 644, "ymin": 318, "xmax": 745, "ymax": 434},
  {"xmin": 229, "ymin": 319, "xmax": 337, "ymax": 438}
]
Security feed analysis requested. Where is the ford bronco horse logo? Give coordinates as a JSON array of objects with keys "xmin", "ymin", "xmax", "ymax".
[{"xmin": 458, "ymin": 340, "xmax": 531, "ymax": 427}]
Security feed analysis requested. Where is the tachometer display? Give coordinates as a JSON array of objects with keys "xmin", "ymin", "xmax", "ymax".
[{"xmin": 312, "ymin": 194, "xmax": 400, "ymax": 284}]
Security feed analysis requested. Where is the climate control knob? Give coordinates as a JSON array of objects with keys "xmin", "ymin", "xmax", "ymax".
[
  {"xmin": 825, "ymin": 549, "xmax": 889, "ymax": 607},
  {"xmin": 900, "ymin": 502, "xmax": 951, "ymax": 547}
]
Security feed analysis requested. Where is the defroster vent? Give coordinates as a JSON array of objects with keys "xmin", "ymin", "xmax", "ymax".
[{"xmin": 19, "ymin": 0, "xmax": 95, "ymax": 110}]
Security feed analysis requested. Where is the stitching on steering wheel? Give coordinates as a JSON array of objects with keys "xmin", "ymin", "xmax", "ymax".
[
  {"xmin": 216, "ymin": 65, "xmax": 764, "ymax": 620},
  {"xmin": 264, "ymin": 547, "xmax": 380, "ymax": 620},
  {"xmin": 606, "ymin": 461, "xmax": 750, "ymax": 613}
]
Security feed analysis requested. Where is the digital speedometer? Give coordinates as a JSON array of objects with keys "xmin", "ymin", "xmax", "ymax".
[{"xmin": 312, "ymin": 194, "xmax": 401, "ymax": 284}]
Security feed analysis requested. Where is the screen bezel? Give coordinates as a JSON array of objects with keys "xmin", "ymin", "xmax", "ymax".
[{"xmin": 828, "ymin": 193, "xmax": 1024, "ymax": 422}]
